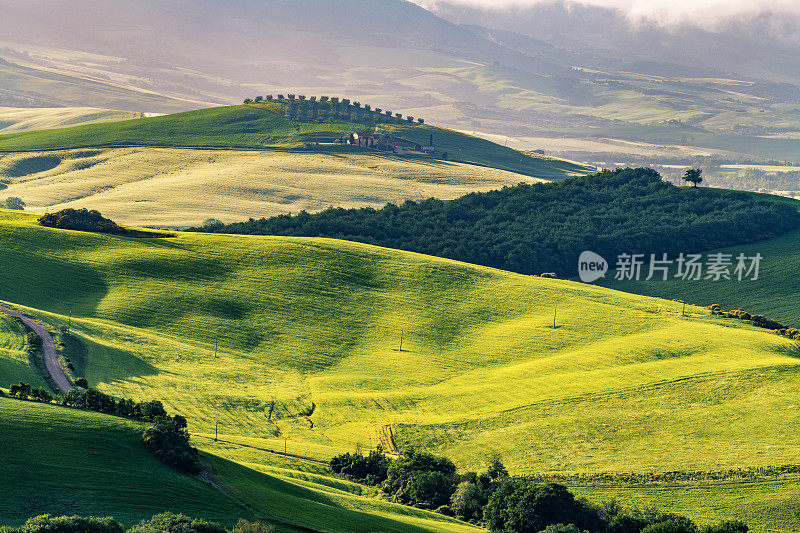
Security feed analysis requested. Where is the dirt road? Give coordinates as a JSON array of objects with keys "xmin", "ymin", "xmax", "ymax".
[{"xmin": 0, "ymin": 306, "xmax": 72, "ymax": 394}]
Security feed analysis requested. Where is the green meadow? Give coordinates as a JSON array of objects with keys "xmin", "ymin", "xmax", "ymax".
[
  {"xmin": 0, "ymin": 148, "xmax": 546, "ymax": 227},
  {"xmin": 0, "ymin": 397, "xmax": 477, "ymax": 532},
  {"xmin": 1, "ymin": 209, "xmax": 799, "ymax": 478},
  {"xmin": 0, "ymin": 103, "xmax": 589, "ymax": 179},
  {"xmin": 601, "ymin": 226, "xmax": 800, "ymax": 327}
]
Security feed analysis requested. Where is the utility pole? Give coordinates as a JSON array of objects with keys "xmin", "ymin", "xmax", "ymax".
[
  {"xmin": 553, "ymin": 306, "xmax": 557, "ymax": 329},
  {"xmin": 399, "ymin": 329, "xmax": 404, "ymax": 352},
  {"xmin": 214, "ymin": 336, "xmax": 218, "ymax": 358},
  {"xmin": 214, "ymin": 421, "xmax": 218, "ymax": 442},
  {"xmin": 284, "ymin": 437, "xmax": 288, "ymax": 454},
  {"xmin": 682, "ymin": 300, "xmax": 686, "ymax": 317}
]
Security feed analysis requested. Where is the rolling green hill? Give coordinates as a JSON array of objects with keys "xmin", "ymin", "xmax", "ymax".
[
  {"xmin": 0, "ymin": 209, "xmax": 799, "ymax": 475},
  {"xmin": 3, "ymin": 210, "xmax": 800, "ymax": 530},
  {"xmin": 0, "ymin": 148, "xmax": 546, "ymax": 227},
  {"xmin": 0, "ymin": 396, "xmax": 478, "ymax": 532},
  {"xmin": 601, "ymin": 226, "xmax": 800, "ymax": 327},
  {"xmin": 0, "ymin": 103, "xmax": 589, "ymax": 179},
  {"xmin": 0, "ymin": 58, "xmax": 197, "ymax": 113}
]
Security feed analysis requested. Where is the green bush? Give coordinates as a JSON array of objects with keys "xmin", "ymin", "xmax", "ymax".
[
  {"xmin": 15, "ymin": 514, "xmax": 123, "ymax": 533},
  {"xmin": 484, "ymin": 481, "xmax": 603, "ymax": 533},
  {"xmin": 128, "ymin": 512, "xmax": 224, "ymax": 533},
  {"xmin": 39, "ymin": 208, "xmax": 125, "ymax": 235},
  {"xmin": 642, "ymin": 519, "xmax": 698, "ymax": 533},
  {"xmin": 142, "ymin": 418, "xmax": 200, "ymax": 473},
  {"xmin": 382, "ymin": 447, "xmax": 458, "ymax": 509}
]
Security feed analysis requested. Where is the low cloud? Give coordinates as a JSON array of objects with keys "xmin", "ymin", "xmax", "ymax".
[{"xmin": 415, "ymin": 0, "xmax": 800, "ymax": 28}]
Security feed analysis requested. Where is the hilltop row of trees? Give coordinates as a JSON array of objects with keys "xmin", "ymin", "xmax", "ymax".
[
  {"xmin": 328, "ymin": 448, "xmax": 747, "ymax": 533},
  {"xmin": 0, "ymin": 513, "xmax": 273, "ymax": 533},
  {"xmin": 192, "ymin": 168, "xmax": 800, "ymax": 276},
  {"xmin": 243, "ymin": 94, "xmax": 424, "ymax": 125}
]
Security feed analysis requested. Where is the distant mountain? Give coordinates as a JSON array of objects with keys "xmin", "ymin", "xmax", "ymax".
[
  {"xmin": 0, "ymin": 0, "xmax": 798, "ymax": 162},
  {"xmin": 425, "ymin": 1, "xmax": 800, "ymax": 86}
]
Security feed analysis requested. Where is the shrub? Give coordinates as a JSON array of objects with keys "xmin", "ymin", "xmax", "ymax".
[
  {"xmin": 539, "ymin": 525, "xmax": 582, "ymax": 533},
  {"xmin": 330, "ymin": 450, "xmax": 390, "ymax": 485},
  {"xmin": 39, "ymin": 208, "xmax": 126, "ymax": 235},
  {"xmin": 642, "ymin": 518, "xmax": 698, "ymax": 533},
  {"xmin": 484, "ymin": 481, "xmax": 602, "ymax": 533},
  {"xmin": 74, "ymin": 377, "xmax": 89, "ymax": 388},
  {"xmin": 16, "ymin": 514, "xmax": 123, "ymax": 533},
  {"xmin": 128, "ymin": 512, "xmax": 224, "ymax": 533},
  {"xmin": 707, "ymin": 304, "xmax": 722, "ymax": 311},
  {"xmin": 383, "ymin": 447, "xmax": 458, "ymax": 508},
  {"xmin": 540, "ymin": 273, "xmax": 558, "ymax": 279},
  {"xmin": 142, "ymin": 418, "xmax": 200, "ymax": 473},
  {"xmin": 2, "ymin": 197, "xmax": 26, "ymax": 210},
  {"xmin": 230, "ymin": 520, "xmax": 275, "ymax": 533}
]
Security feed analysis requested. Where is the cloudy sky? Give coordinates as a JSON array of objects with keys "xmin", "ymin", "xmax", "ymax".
[{"xmin": 414, "ymin": 0, "xmax": 800, "ymax": 26}]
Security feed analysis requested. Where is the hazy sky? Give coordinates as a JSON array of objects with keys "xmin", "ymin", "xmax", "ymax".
[{"xmin": 415, "ymin": 0, "xmax": 800, "ymax": 26}]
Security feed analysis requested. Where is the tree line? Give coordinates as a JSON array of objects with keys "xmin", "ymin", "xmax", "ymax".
[
  {"xmin": 0, "ymin": 512, "xmax": 273, "ymax": 533},
  {"xmin": 329, "ymin": 447, "xmax": 747, "ymax": 533},
  {"xmin": 191, "ymin": 168, "xmax": 800, "ymax": 276},
  {"xmin": 243, "ymin": 94, "xmax": 424, "ymax": 125},
  {"xmin": 3, "ymin": 383, "xmax": 199, "ymax": 473}
]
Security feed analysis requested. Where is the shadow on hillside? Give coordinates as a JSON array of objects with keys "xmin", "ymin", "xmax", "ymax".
[{"xmin": 775, "ymin": 342, "xmax": 800, "ymax": 359}]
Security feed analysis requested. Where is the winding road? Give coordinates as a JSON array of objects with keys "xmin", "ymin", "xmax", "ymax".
[{"xmin": 1, "ymin": 306, "xmax": 72, "ymax": 394}]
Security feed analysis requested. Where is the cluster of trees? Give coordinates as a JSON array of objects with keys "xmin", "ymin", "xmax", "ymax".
[
  {"xmin": 330, "ymin": 449, "xmax": 390, "ymax": 485},
  {"xmin": 243, "ymin": 94, "xmax": 424, "ymax": 125},
  {"xmin": 60, "ymin": 387, "xmax": 173, "ymax": 422},
  {"xmin": 1, "ymin": 197, "xmax": 25, "ymax": 210},
  {"xmin": 193, "ymin": 168, "xmax": 800, "ymax": 276},
  {"xmin": 329, "ymin": 448, "xmax": 747, "ymax": 533},
  {"xmin": 0, "ymin": 513, "xmax": 274, "ymax": 533},
  {"xmin": 6, "ymin": 382, "xmax": 52, "ymax": 403},
  {"xmin": 142, "ymin": 416, "xmax": 199, "ymax": 473},
  {"xmin": 39, "ymin": 208, "xmax": 126, "ymax": 235}
]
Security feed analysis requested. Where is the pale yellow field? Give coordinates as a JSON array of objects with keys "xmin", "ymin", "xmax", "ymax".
[
  {"xmin": 0, "ymin": 107, "xmax": 145, "ymax": 134},
  {"xmin": 0, "ymin": 147, "xmax": 544, "ymax": 227}
]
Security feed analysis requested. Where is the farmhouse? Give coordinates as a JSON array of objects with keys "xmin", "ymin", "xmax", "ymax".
[{"xmin": 349, "ymin": 131, "xmax": 396, "ymax": 151}]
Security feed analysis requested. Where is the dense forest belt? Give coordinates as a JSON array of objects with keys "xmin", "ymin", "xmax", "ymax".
[
  {"xmin": 193, "ymin": 168, "xmax": 800, "ymax": 276},
  {"xmin": 0, "ymin": 306, "xmax": 72, "ymax": 394}
]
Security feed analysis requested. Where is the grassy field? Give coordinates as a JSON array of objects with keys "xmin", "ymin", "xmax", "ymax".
[
  {"xmin": 601, "ymin": 227, "xmax": 800, "ymax": 327},
  {"xmin": 0, "ymin": 209, "xmax": 799, "ymax": 479},
  {"xmin": 0, "ymin": 104, "xmax": 590, "ymax": 179},
  {"xmin": 0, "ymin": 59, "xmax": 195, "ymax": 113},
  {"xmin": 0, "ymin": 147, "xmax": 546, "ymax": 227},
  {"xmin": 0, "ymin": 397, "xmax": 477, "ymax": 532},
  {"xmin": 573, "ymin": 479, "xmax": 800, "ymax": 533},
  {"xmin": 0, "ymin": 107, "xmax": 147, "ymax": 134},
  {"xmin": 0, "ymin": 313, "xmax": 42, "ymax": 386}
]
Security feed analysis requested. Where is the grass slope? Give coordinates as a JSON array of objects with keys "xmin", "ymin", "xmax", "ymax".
[
  {"xmin": 0, "ymin": 209, "xmax": 799, "ymax": 480},
  {"xmin": 0, "ymin": 397, "xmax": 478, "ymax": 532},
  {"xmin": 0, "ymin": 148, "xmax": 545, "ymax": 227},
  {"xmin": 0, "ymin": 59, "xmax": 195, "ymax": 113},
  {"xmin": 0, "ymin": 103, "xmax": 589, "ymax": 179},
  {"xmin": 0, "ymin": 107, "xmax": 146, "ymax": 134},
  {"xmin": 601, "ymin": 225, "xmax": 800, "ymax": 327},
  {"xmin": 0, "ymin": 313, "xmax": 42, "ymax": 386}
]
